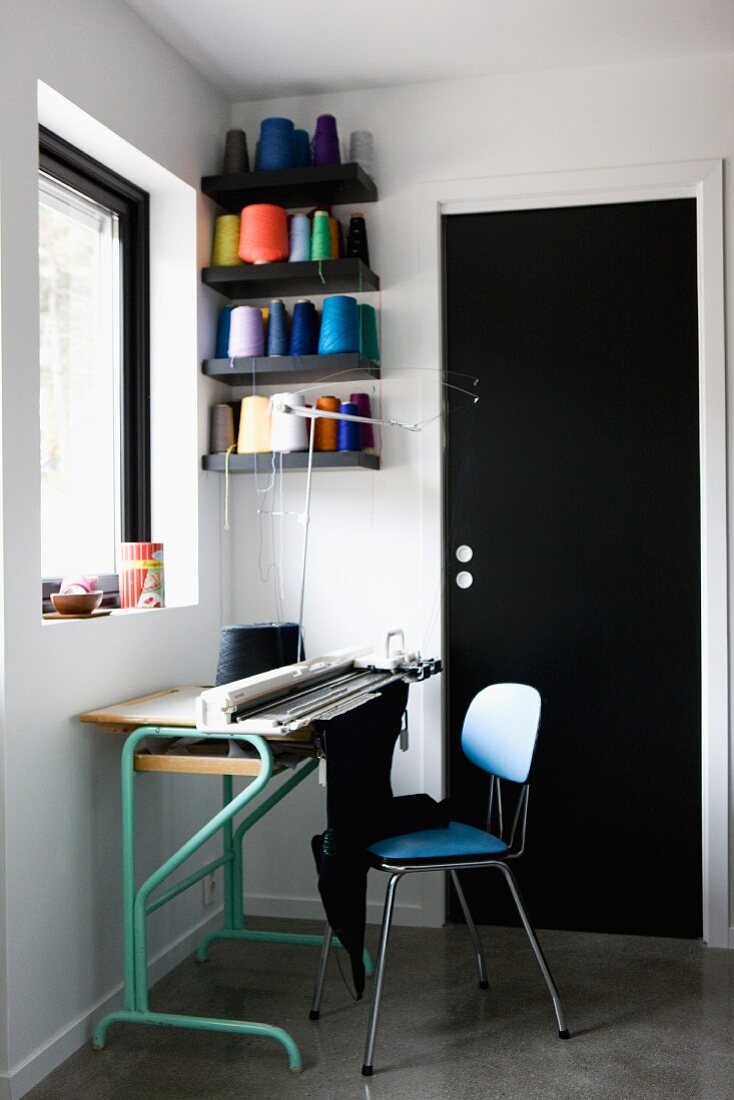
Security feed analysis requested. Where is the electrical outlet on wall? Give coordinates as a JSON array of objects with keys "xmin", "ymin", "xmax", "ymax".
[{"xmin": 203, "ymin": 872, "xmax": 217, "ymax": 906}]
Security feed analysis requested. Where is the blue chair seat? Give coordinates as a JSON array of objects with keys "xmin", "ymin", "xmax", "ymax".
[{"xmin": 368, "ymin": 821, "xmax": 508, "ymax": 864}]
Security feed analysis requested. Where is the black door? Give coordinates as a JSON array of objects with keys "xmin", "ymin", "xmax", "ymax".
[{"xmin": 443, "ymin": 200, "xmax": 701, "ymax": 937}]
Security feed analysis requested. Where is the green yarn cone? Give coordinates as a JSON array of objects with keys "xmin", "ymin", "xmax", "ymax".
[
  {"xmin": 359, "ymin": 303, "xmax": 380, "ymax": 362},
  {"xmin": 310, "ymin": 211, "xmax": 332, "ymax": 261}
]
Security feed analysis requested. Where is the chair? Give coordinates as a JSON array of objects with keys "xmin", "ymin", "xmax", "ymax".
[{"xmin": 309, "ymin": 682, "xmax": 570, "ymax": 1076}]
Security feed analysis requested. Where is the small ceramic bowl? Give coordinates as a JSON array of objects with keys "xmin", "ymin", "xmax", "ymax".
[{"xmin": 51, "ymin": 590, "xmax": 104, "ymax": 615}]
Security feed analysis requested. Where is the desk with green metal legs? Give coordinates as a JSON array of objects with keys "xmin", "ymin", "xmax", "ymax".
[{"xmin": 80, "ymin": 687, "xmax": 370, "ymax": 1073}]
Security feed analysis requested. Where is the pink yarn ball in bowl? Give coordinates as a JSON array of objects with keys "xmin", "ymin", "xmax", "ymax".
[{"xmin": 59, "ymin": 574, "xmax": 99, "ymax": 595}]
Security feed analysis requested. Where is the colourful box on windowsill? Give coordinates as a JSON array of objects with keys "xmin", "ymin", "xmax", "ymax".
[{"xmin": 119, "ymin": 542, "xmax": 164, "ymax": 609}]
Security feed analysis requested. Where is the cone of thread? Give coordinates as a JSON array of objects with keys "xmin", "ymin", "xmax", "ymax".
[
  {"xmin": 329, "ymin": 217, "xmax": 341, "ymax": 258},
  {"xmin": 223, "ymin": 128, "xmax": 249, "ymax": 174},
  {"xmin": 310, "ymin": 211, "xmax": 332, "ymax": 261},
  {"xmin": 228, "ymin": 305, "xmax": 264, "ymax": 357},
  {"xmin": 312, "ymin": 114, "xmax": 341, "ymax": 166},
  {"xmin": 359, "ymin": 303, "xmax": 380, "ymax": 362},
  {"xmin": 350, "ymin": 392, "xmax": 375, "ymax": 450},
  {"xmin": 314, "ymin": 395, "xmax": 339, "ymax": 451},
  {"xmin": 257, "ymin": 117, "xmax": 296, "ymax": 170},
  {"xmin": 270, "ymin": 392, "xmax": 309, "ymax": 452},
  {"xmin": 349, "ymin": 131, "xmax": 374, "ymax": 178},
  {"xmin": 237, "ymin": 395, "xmax": 271, "ymax": 454},
  {"xmin": 289, "ymin": 300, "xmax": 319, "ymax": 355},
  {"xmin": 210, "ymin": 404, "xmax": 236, "ymax": 453},
  {"xmin": 294, "ymin": 130, "xmax": 311, "ymax": 167},
  {"xmin": 215, "ymin": 306, "xmax": 234, "ymax": 358},
  {"xmin": 319, "ymin": 296, "xmax": 359, "ymax": 354},
  {"xmin": 211, "ymin": 215, "xmax": 243, "ymax": 266},
  {"xmin": 289, "ymin": 214, "xmax": 310, "ymax": 262},
  {"xmin": 346, "ymin": 213, "xmax": 369, "ymax": 266},
  {"xmin": 337, "ymin": 402, "xmax": 361, "ymax": 452},
  {"xmin": 239, "ymin": 204, "xmax": 289, "ymax": 264},
  {"xmin": 267, "ymin": 299, "xmax": 288, "ymax": 356}
]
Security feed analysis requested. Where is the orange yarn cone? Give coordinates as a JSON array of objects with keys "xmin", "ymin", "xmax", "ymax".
[{"xmin": 239, "ymin": 204, "xmax": 289, "ymax": 264}]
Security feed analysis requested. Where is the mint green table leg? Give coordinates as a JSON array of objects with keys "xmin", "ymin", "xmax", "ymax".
[
  {"xmin": 93, "ymin": 726, "xmax": 303, "ymax": 1072},
  {"xmin": 196, "ymin": 757, "xmax": 374, "ymax": 977},
  {"xmin": 92, "ymin": 1011, "xmax": 301, "ymax": 1072},
  {"xmin": 221, "ymin": 775, "xmax": 236, "ymax": 930},
  {"xmin": 197, "ymin": 756, "xmax": 319, "ymax": 960}
]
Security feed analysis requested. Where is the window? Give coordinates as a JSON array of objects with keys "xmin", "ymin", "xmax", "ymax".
[{"xmin": 39, "ymin": 127, "xmax": 150, "ymax": 607}]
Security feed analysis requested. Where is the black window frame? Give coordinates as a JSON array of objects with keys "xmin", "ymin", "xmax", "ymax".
[{"xmin": 39, "ymin": 126, "xmax": 150, "ymax": 610}]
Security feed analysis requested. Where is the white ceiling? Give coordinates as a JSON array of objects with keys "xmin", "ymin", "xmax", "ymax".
[{"xmin": 124, "ymin": 0, "xmax": 734, "ymax": 102}]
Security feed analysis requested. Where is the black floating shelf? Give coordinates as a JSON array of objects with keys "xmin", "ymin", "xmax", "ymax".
[
  {"xmin": 202, "ymin": 258, "xmax": 379, "ymax": 300},
  {"xmin": 203, "ymin": 451, "xmax": 380, "ymax": 473},
  {"xmin": 201, "ymin": 163, "xmax": 378, "ymax": 212},
  {"xmin": 202, "ymin": 353, "xmax": 379, "ymax": 387}
]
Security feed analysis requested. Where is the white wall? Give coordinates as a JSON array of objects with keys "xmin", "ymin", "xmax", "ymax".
[
  {"xmin": 0, "ymin": 1, "xmax": 231, "ymax": 1094},
  {"xmin": 229, "ymin": 53, "xmax": 734, "ymax": 933}
]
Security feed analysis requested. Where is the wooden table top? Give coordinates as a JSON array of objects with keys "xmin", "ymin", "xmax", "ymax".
[{"xmin": 79, "ymin": 684, "xmax": 315, "ymax": 777}]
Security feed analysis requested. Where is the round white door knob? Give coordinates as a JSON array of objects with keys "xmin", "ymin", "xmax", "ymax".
[{"xmin": 456, "ymin": 571, "xmax": 473, "ymax": 589}]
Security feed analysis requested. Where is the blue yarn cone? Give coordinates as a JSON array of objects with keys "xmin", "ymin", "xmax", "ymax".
[
  {"xmin": 267, "ymin": 299, "xmax": 288, "ymax": 356},
  {"xmin": 294, "ymin": 129, "xmax": 311, "ymax": 167},
  {"xmin": 215, "ymin": 306, "xmax": 234, "ymax": 358},
  {"xmin": 256, "ymin": 117, "xmax": 296, "ymax": 170},
  {"xmin": 289, "ymin": 300, "xmax": 319, "ymax": 356},
  {"xmin": 337, "ymin": 402, "xmax": 361, "ymax": 451},
  {"xmin": 318, "ymin": 296, "xmax": 359, "ymax": 355}
]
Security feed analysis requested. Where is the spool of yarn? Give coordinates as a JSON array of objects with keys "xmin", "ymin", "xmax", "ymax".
[
  {"xmin": 337, "ymin": 401, "xmax": 361, "ymax": 452},
  {"xmin": 359, "ymin": 303, "xmax": 380, "ymax": 362},
  {"xmin": 222, "ymin": 128, "xmax": 249, "ymax": 174},
  {"xmin": 329, "ymin": 216, "xmax": 341, "ymax": 258},
  {"xmin": 350, "ymin": 392, "xmax": 375, "ymax": 450},
  {"xmin": 310, "ymin": 210, "xmax": 332, "ymax": 261},
  {"xmin": 294, "ymin": 129, "xmax": 311, "ymax": 167},
  {"xmin": 239, "ymin": 204, "xmax": 289, "ymax": 264},
  {"xmin": 209, "ymin": 404, "xmax": 236, "ymax": 453},
  {"xmin": 228, "ymin": 305, "xmax": 264, "ymax": 358},
  {"xmin": 256, "ymin": 117, "xmax": 296, "ymax": 170},
  {"xmin": 215, "ymin": 305, "xmax": 234, "ymax": 358},
  {"xmin": 348, "ymin": 130, "xmax": 374, "ymax": 178},
  {"xmin": 289, "ymin": 300, "xmax": 319, "ymax": 356},
  {"xmin": 215, "ymin": 622, "xmax": 303, "ymax": 686},
  {"xmin": 312, "ymin": 114, "xmax": 341, "ymax": 166},
  {"xmin": 314, "ymin": 395, "xmax": 340, "ymax": 451},
  {"xmin": 270, "ymin": 392, "xmax": 309, "ymax": 452},
  {"xmin": 318, "ymin": 296, "xmax": 359, "ymax": 355},
  {"xmin": 346, "ymin": 213, "xmax": 369, "ymax": 266},
  {"xmin": 266, "ymin": 299, "xmax": 288, "ymax": 356},
  {"xmin": 237, "ymin": 395, "xmax": 271, "ymax": 454},
  {"xmin": 289, "ymin": 214, "xmax": 310, "ymax": 262},
  {"xmin": 211, "ymin": 214, "xmax": 243, "ymax": 266}
]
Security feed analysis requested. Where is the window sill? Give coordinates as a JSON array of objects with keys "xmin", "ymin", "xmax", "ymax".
[{"xmin": 42, "ymin": 606, "xmax": 173, "ymax": 623}]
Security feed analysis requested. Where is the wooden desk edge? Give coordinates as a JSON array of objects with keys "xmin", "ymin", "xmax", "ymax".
[
  {"xmin": 79, "ymin": 684, "xmax": 204, "ymax": 729},
  {"xmin": 79, "ymin": 684, "xmax": 316, "ymax": 775}
]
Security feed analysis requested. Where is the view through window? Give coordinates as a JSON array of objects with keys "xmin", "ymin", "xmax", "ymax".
[{"xmin": 39, "ymin": 171, "xmax": 121, "ymax": 577}]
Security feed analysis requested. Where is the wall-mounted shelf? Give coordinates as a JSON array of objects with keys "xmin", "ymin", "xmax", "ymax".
[
  {"xmin": 202, "ymin": 353, "xmax": 379, "ymax": 387},
  {"xmin": 202, "ymin": 258, "xmax": 379, "ymax": 300},
  {"xmin": 201, "ymin": 163, "xmax": 378, "ymax": 212},
  {"xmin": 203, "ymin": 452, "xmax": 380, "ymax": 473}
]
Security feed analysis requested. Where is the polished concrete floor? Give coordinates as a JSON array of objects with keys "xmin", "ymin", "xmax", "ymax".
[{"xmin": 27, "ymin": 916, "xmax": 734, "ymax": 1099}]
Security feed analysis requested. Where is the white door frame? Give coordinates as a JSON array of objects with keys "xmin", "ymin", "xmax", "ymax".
[{"xmin": 416, "ymin": 161, "xmax": 729, "ymax": 947}]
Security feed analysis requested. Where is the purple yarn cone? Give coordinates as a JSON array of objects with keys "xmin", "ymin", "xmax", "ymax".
[
  {"xmin": 312, "ymin": 114, "xmax": 341, "ymax": 166},
  {"xmin": 350, "ymin": 392, "xmax": 375, "ymax": 449}
]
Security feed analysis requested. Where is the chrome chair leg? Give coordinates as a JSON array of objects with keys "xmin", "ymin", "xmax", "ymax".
[
  {"xmin": 309, "ymin": 922, "xmax": 333, "ymax": 1020},
  {"xmin": 362, "ymin": 872, "xmax": 402, "ymax": 1076},
  {"xmin": 449, "ymin": 869, "xmax": 489, "ymax": 988},
  {"xmin": 494, "ymin": 862, "xmax": 570, "ymax": 1038}
]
